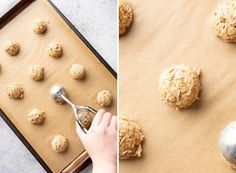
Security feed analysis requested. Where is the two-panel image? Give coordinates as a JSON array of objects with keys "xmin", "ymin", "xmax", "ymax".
[{"xmin": 0, "ymin": 0, "xmax": 236, "ymax": 172}]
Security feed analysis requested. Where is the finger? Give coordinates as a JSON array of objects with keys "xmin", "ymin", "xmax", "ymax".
[
  {"xmin": 109, "ymin": 115, "xmax": 117, "ymax": 129},
  {"xmin": 90, "ymin": 109, "xmax": 105, "ymax": 128},
  {"xmin": 100, "ymin": 112, "xmax": 112, "ymax": 127},
  {"xmin": 76, "ymin": 122, "xmax": 85, "ymax": 139}
]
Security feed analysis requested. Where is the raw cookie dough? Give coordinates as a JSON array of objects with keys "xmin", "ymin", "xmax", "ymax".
[
  {"xmin": 51, "ymin": 135, "xmax": 68, "ymax": 153},
  {"xmin": 77, "ymin": 110, "xmax": 93, "ymax": 129},
  {"xmin": 47, "ymin": 43, "xmax": 63, "ymax": 58},
  {"xmin": 223, "ymin": 157, "xmax": 236, "ymax": 170},
  {"xmin": 70, "ymin": 64, "xmax": 85, "ymax": 80},
  {"xmin": 97, "ymin": 90, "xmax": 113, "ymax": 107},
  {"xmin": 119, "ymin": 116, "xmax": 144, "ymax": 159},
  {"xmin": 32, "ymin": 19, "xmax": 47, "ymax": 34},
  {"xmin": 4, "ymin": 40, "xmax": 20, "ymax": 56},
  {"xmin": 159, "ymin": 64, "xmax": 201, "ymax": 109},
  {"xmin": 28, "ymin": 108, "xmax": 46, "ymax": 125},
  {"xmin": 7, "ymin": 83, "xmax": 24, "ymax": 99},
  {"xmin": 28, "ymin": 65, "xmax": 44, "ymax": 81},
  {"xmin": 119, "ymin": 0, "xmax": 133, "ymax": 35},
  {"xmin": 212, "ymin": 0, "xmax": 236, "ymax": 42}
]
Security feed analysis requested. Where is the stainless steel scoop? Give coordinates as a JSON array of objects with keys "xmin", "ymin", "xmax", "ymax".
[
  {"xmin": 220, "ymin": 121, "xmax": 236, "ymax": 167},
  {"xmin": 50, "ymin": 85, "xmax": 97, "ymax": 134}
]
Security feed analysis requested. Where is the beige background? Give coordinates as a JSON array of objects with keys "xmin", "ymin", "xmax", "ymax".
[
  {"xmin": 120, "ymin": 0, "xmax": 236, "ymax": 172},
  {"xmin": 0, "ymin": 1, "xmax": 116, "ymax": 172}
]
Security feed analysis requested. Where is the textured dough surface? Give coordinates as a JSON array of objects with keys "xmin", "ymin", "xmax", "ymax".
[
  {"xmin": 70, "ymin": 64, "xmax": 85, "ymax": 80},
  {"xmin": 119, "ymin": 0, "xmax": 236, "ymax": 172},
  {"xmin": 28, "ymin": 108, "xmax": 46, "ymax": 125},
  {"xmin": 212, "ymin": 0, "xmax": 236, "ymax": 42},
  {"xmin": 32, "ymin": 18, "xmax": 47, "ymax": 34},
  {"xmin": 4, "ymin": 40, "xmax": 20, "ymax": 56},
  {"xmin": 28, "ymin": 65, "xmax": 44, "ymax": 81},
  {"xmin": 119, "ymin": 116, "xmax": 144, "ymax": 159},
  {"xmin": 51, "ymin": 135, "xmax": 69, "ymax": 153},
  {"xmin": 159, "ymin": 64, "xmax": 201, "ymax": 109},
  {"xmin": 97, "ymin": 90, "xmax": 113, "ymax": 107},
  {"xmin": 77, "ymin": 110, "xmax": 93, "ymax": 129},
  {"xmin": 119, "ymin": 0, "xmax": 133, "ymax": 35},
  {"xmin": 47, "ymin": 43, "xmax": 63, "ymax": 58},
  {"xmin": 7, "ymin": 83, "xmax": 24, "ymax": 99},
  {"xmin": 222, "ymin": 156, "xmax": 236, "ymax": 169}
]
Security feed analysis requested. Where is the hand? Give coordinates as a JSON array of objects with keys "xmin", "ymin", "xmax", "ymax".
[{"xmin": 76, "ymin": 109, "xmax": 117, "ymax": 173}]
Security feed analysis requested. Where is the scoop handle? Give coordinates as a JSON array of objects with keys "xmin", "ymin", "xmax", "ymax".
[
  {"xmin": 82, "ymin": 106, "xmax": 97, "ymax": 114},
  {"xmin": 75, "ymin": 116, "xmax": 88, "ymax": 134}
]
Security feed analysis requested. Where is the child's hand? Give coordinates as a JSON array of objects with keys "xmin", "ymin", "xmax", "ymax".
[{"xmin": 76, "ymin": 109, "xmax": 117, "ymax": 173}]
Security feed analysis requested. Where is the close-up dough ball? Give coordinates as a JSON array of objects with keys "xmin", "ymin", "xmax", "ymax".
[
  {"xmin": 7, "ymin": 83, "xmax": 24, "ymax": 99},
  {"xmin": 28, "ymin": 65, "xmax": 44, "ymax": 81},
  {"xmin": 77, "ymin": 110, "xmax": 93, "ymax": 129},
  {"xmin": 28, "ymin": 108, "xmax": 46, "ymax": 125},
  {"xmin": 70, "ymin": 64, "xmax": 85, "ymax": 80},
  {"xmin": 4, "ymin": 40, "xmax": 20, "ymax": 56},
  {"xmin": 97, "ymin": 90, "xmax": 113, "ymax": 107},
  {"xmin": 32, "ymin": 19, "xmax": 47, "ymax": 34},
  {"xmin": 119, "ymin": 0, "xmax": 133, "ymax": 35},
  {"xmin": 159, "ymin": 64, "xmax": 201, "ymax": 110},
  {"xmin": 47, "ymin": 43, "xmax": 63, "ymax": 58},
  {"xmin": 51, "ymin": 135, "xmax": 68, "ymax": 153},
  {"xmin": 119, "ymin": 116, "xmax": 144, "ymax": 159},
  {"xmin": 212, "ymin": 0, "xmax": 236, "ymax": 42}
]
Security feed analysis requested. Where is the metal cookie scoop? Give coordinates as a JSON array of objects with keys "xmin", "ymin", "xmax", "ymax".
[
  {"xmin": 219, "ymin": 121, "xmax": 236, "ymax": 168},
  {"xmin": 50, "ymin": 85, "xmax": 97, "ymax": 134}
]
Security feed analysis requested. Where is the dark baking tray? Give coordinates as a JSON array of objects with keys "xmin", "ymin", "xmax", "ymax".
[{"xmin": 0, "ymin": 0, "xmax": 116, "ymax": 172}]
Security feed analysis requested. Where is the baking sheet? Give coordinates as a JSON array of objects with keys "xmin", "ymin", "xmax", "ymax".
[
  {"xmin": 119, "ymin": 0, "xmax": 236, "ymax": 172},
  {"xmin": 0, "ymin": 0, "xmax": 116, "ymax": 172}
]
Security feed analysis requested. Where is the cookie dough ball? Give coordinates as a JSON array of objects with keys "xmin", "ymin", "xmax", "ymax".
[
  {"xmin": 159, "ymin": 64, "xmax": 201, "ymax": 109},
  {"xmin": 70, "ymin": 64, "xmax": 85, "ymax": 80},
  {"xmin": 28, "ymin": 108, "xmax": 46, "ymax": 125},
  {"xmin": 7, "ymin": 83, "xmax": 24, "ymax": 99},
  {"xmin": 212, "ymin": 0, "xmax": 236, "ymax": 42},
  {"xmin": 32, "ymin": 19, "xmax": 47, "ymax": 34},
  {"xmin": 47, "ymin": 43, "xmax": 63, "ymax": 58},
  {"xmin": 119, "ymin": 0, "xmax": 133, "ymax": 35},
  {"xmin": 97, "ymin": 90, "xmax": 113, "ymax": 107},
  {"xmin": 119, "ymin": 116, "xmax": 144, "ymax": 159},
  {"xmin": 4, "ymin": 40, "xmax": 20, "ymax": 56},
  {"xmin": 78, "ymin": 111, "xmax": 93, "ymax": 129},
  {"xmin": 51, "ymin": 135, "xmax": 68, "ymax": 153},
  {"xmin": 28, "ymin": 65, "xmax": 44, "ymax": 81}
]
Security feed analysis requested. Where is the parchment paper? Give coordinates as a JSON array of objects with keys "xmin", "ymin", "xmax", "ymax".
[
  {"xmin": 0, "ymin": 1, "xmax": 116, "ymax": 172},
  {"xmin": 119, "ymin": 0, "xmax": 236, "ymax": 172}
]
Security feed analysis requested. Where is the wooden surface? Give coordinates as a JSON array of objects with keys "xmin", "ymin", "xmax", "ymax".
[
  {"xmin": 0, "ymin": 0, "xmax": 116, "ymax": 172},
  {"xmin": 120, "ymin": 0, "xmax": 236, "ymax": 172}
]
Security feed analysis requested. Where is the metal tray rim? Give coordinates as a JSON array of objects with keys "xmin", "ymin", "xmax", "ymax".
[{"xmin": 0, "ymin": 0, "xmax": 117, "ymax": 172}]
